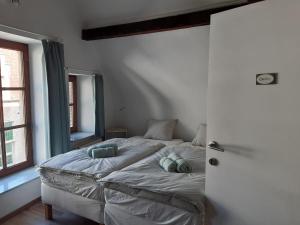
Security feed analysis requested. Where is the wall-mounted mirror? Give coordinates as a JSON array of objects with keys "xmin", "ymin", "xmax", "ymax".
[{"xmin": 68, "ymin": 73, "xmax": 98, "ymax": 148}]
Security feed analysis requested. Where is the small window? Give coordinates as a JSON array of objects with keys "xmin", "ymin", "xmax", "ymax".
[
  {"xmin": 0, "ymin": 38, "xmax": 33, "ymax": 177},
  {"xmin": 68, "ymin": 75, "xmax": 77, "ymax": 133}
]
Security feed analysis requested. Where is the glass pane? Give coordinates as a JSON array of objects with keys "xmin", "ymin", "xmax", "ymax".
[
  {"xmin": 3, "ymin": 90, "xmax": 25, "ymax": 127},
  {"xmin": 69, "ymin": 81, "xmax": 73, "ymax": 104},
  {"xmin": 69, "ymin": 106, "xmax": 73, "ymax": 128},
  {"xmin": 0, "ymin": 48, "xmax": 24, "ymax": 87},
  {"xmin": 5, "ymin": 127, "xmax": 27, "ymax": 167}
]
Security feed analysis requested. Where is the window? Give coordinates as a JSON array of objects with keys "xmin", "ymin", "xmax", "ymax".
[
  {"xmin": 0, "ymin": 38, "xmax": 33, "ymax": 177},
  {"xmin": 68, "ymin": 75, "xmax": 77, "ymax": 133}
]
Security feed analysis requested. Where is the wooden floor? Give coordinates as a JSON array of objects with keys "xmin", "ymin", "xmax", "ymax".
[{"xmin": 1, "ymin": 201, "xmax": 98, "ymax": 225}]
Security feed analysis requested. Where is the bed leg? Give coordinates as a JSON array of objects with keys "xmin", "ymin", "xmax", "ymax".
[{"xmin": 44, "ymin": 204, "xmax": 53, "ymax": 220}]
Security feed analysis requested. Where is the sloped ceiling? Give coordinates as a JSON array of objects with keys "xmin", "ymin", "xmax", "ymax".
[{"xmin": 76, "ymin": 0, "xmax": 247, "ymax": 28}]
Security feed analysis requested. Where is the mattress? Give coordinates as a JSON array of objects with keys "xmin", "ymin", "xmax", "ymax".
[
  {"xmin": 42, "ymin": 183, "xmax": 105, "ymax": 223},
  {"xmin": 102, "ymin": 143, "xmax": 206, "ymax": 224},
  {"xmin": 38, "ymin": 137, "xmax": 183, "ymax": 201}
]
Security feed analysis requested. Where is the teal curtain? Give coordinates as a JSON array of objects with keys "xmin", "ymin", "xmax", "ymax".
[
  {"xmin": 42, "ymin": 40, "xmax": 70, "ymax": 156},
  {"xmin": 95, "ymin": 75, "xmax": 105, "ymax": 139}
]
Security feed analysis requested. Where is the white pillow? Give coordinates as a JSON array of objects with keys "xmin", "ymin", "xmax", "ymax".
[
  {"xmin": 192, "ymin": 124, "xmax": 207, "ymax": 147},
  {"xmin": 144, "ymin": 119, "xmax": 177, "ymax": 141}
]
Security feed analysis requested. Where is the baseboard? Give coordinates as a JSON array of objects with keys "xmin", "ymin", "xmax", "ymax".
[{"xmin": 0, "ymin": 196, "xmax": 41, "ymax": 224}]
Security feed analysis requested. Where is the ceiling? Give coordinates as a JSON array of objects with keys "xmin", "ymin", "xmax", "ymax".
[{"xmin": 76, "ymin": 0, "xmax": 247, "ymax": 28}]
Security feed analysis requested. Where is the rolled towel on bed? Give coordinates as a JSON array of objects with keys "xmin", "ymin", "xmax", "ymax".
[
  {"xmin": 91, "ymin": 146, "xmax": 118, "ymax": 158},
  {"xmin": 159, "ymin": 157, "xmax": 177, "ymax": 172},
  {"xmin": 87, "ymin": 143, "xmax": 118, "ymax": 157},
  {"xmin": 168, "ymin": 153, "xmax": 192, "ymax": 173}
]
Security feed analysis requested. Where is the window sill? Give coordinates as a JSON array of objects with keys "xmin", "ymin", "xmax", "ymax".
[
  {"xmin": 0, "ymin": 167, "xmax": 39, "ymax": 195},
  {"xmin": 70, "ymin": 132, "xmax": 95, "ymax": 142},
  {"xmin": 71, "ymin": 136, "xmax": 102, "ymax": 149}
]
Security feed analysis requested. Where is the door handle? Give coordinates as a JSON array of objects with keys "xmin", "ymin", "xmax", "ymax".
[{"xmin": 208, "ymin": 141, "xmax": 224, "ymax": 152}]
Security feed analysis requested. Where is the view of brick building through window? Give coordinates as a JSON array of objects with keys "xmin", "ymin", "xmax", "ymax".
[
  {"xmin": 69, "ymin": 75, "xmax": 77, "ymax": 132},
  {"xmin": 0, "ymin": 48, "xmax": 27, "ymax": 169}
]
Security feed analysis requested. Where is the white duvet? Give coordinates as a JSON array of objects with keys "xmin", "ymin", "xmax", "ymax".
[
  {"xmin": 102, "ymin": 143, "xmax": 206, "ymax": 212},
  {"xmin": 38, "ymin": 137, "xmax": 168, "ymax": 200}
]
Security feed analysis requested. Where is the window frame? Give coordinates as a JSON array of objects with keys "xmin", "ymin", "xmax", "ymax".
[
  {"xmin": 0, "ymin": 38, "xmax": 33, "ymax": 178},
  {"xmin": 68, "ymin": 75, "xmax": 78, "ymax": 133}
]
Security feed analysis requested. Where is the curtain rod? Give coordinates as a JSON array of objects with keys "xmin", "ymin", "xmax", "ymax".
[{"xmin": 0, "ymin": 24, "xmax": 63, "ymax": 43}]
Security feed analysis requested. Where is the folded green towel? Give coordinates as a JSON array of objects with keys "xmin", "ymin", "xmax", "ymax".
[
  {"xmin": 159, "ymin": 157, "xmax": 177, "ymax": 172},
  {"xmin": 87, "ymin": 143, "xmax": 118, "ymax": 157},
  {"xmin": 168, "ymin": 153, "xmax": 192, "ymax": 173},
  {"xmin": 91, "ymin": 147, "xmax": 118, "ymax": 158}
]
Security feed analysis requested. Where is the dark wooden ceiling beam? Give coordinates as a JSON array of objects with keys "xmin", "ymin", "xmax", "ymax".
[{"xmin": 82, "ymin": 0, "xmax": 264, "ymax": 41}]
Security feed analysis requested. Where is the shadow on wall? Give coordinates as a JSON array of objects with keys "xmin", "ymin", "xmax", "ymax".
[
  {"xmin": 122, "ymin": 65, "xmax": 173, "ymax": 136},
  {"xmin": 102, "ymin": 65, "xmax": 126, "ymax": 129},
  {"xmin": 105, "ymin": 59, "xmax": 197, "ymax": 140},
  {"xmin": 104, "ymin": 61, "xmax": 193, "ymax": 139},
  {"xmin": 100, "ymin": 27, "xmax": 209, "ymax": 141}
]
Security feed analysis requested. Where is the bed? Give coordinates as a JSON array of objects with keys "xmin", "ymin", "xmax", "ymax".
[
  {"xmin": 38, "ymin": 136, "xmax": 184, "ymax": 224},
  {"xmin": 102, "ymin": 142, "xmax": 206, "ymax": 225}
]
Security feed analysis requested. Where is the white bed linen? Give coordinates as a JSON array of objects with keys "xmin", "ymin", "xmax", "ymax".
[
  {"xmin": 104, "ymin": 188, "xmax": 202, "ymax": 225},
  {"xmin": 39, "ymin": 137, "xmax": 183, "ymax": 200},
  {"xmin": 128, "ymin": 136, "xmax": 184, "ymax": 146},
  {"xmin": 102, "ymin": 143, "xmax": 206, "ymax": 225}
]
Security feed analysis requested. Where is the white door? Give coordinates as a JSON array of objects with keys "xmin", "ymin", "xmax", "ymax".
[{"xmin": 205, "ymin": 1, "xmax": 300, "ymax": 225}]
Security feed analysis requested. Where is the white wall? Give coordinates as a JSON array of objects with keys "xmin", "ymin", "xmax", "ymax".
[
  {"xmin": 0, "ymin": 178, "xmax": 40, "ymax": 219},
  {"xmin": 206, "ymin": 0, "xmax": 300, "ymax": 224},
  {"xmin": 0, "ymin": 0, "xmax": 99, "ymax": 71},
  {"xmin": 77, "ymin": 76, "xmax": 95, "ymax": 133},
  {"xmin": 97, "ymin": 26, "xmax": 209, "ymax": 141}
]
